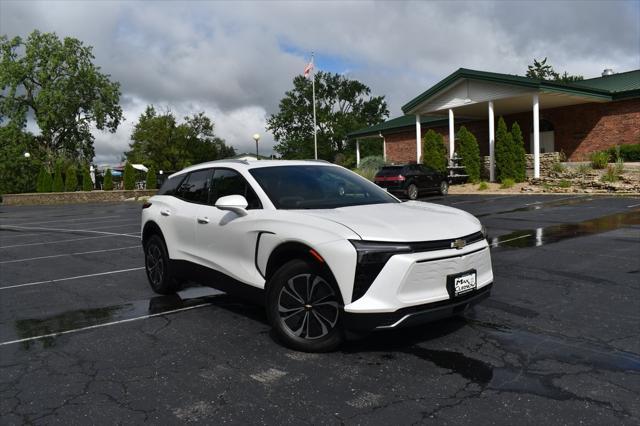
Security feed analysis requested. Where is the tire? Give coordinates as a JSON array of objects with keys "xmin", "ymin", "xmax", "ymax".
[
  {"xmin": 266, "ymin": 259, "xmax": 344, "ymax": 352},
  {"xmin": 439, "ymin": 180, "xmax": 449, "ymax": 196},
  {"xmin": 407, "ymin": 183, "xmax": 419, "ymax": 200},
  {"xmin": 144, "ymin": 234, "xmax": 180, "ymax": 295}
]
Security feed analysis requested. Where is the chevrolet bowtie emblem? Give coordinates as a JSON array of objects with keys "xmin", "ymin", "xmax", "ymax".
[{"xmin": 451, "ymin": 239, "xmax": 466, "ymax": 250}]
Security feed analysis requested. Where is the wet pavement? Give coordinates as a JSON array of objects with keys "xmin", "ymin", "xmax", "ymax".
[{"xmin": 0, "ymin": 195, "xmax": 639, "ymax": 424}]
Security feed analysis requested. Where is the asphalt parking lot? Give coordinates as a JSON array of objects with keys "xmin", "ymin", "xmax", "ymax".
[{"xmin": 1, "ymin": 194, "xmax": 639, "ymax": 425}]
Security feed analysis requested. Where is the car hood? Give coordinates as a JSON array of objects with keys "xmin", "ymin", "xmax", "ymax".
[{"xmin": 299, "ymin": 201, "xmax": 481, "ymax": 242}]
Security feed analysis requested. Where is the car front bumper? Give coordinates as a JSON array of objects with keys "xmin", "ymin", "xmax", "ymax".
[{"xmin": 343, "ymin": 283, "xmax": 492, "ymax": 331}]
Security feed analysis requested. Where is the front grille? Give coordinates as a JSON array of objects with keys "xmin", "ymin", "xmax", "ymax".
[{"xmin": 406, "ymin": 231, "xmax": 485, "ymax": 253}]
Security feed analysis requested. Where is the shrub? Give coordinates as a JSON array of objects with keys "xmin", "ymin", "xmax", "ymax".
[
  {"xmin": 123, "ymin": 163, "xmax": 135, "ymax": 190},
  {"xmin": 510, "ymin": 122, "xmax": 527, "ymax": 182},
  {"xmin": 52, "ymin": 163, "xmax": 64, "ymax": 192},
  {"xmin": 576, "ymin": 164, "xmax": 592, "ymax": 175},
  {"xmin": 64, "ymin": 165, "xmax": 78, "ymax": 191},
  {"xmin": 500, "ymin": 178, "xmax": 515, "ymax": 189},
  {"xmin": 422, "ymin": 130, "xmax": 447, "ymax": 172},
  {"xmin": 358, "ymin": 155, "xmax": 385, "ymax": 172},
  {"xmin": 82, "ymin": 167, "xmax": 93, "ymax": 191},
  {"xmin": 495, "ymin": 118, "xmax": 526, "ymax": 182},
  {"xmin": 42, "ymin": 167, "xmax": 53, "ymax": 192},
  {"xmin": 456, "ymin": 126, "xmax": 481, "ymax": 183},
  {"xmin": 608, "ymin": 144, "xmax": 640, "ymax": 162},
  {"xmin": 557, "ymin": 180, "xmax": 572, "ymax": 188},
  {"xmin": 36, "ymin": 166, "xmax": 47, "ymax": 193},
  {"xmin": 354, "ymin": 168, "xmax": 377, "ymax": 181},
  {"xmin": 146, "ymin": 165, "xmax": 157, "ymax": 190},
  {"xmin": 590, "ymin": 151, "xmax": 609, "ymax": 169},
  {"xmin": 551, "ymin": 162, "xmax": 566, "ymax": 173},
  {"xmin": 601, "ymin": 165, "xmax": 619, "ymax": 183},
  {"xmin": 103, "ymin": 169, "xmax": 114, "ymax": 190},
  {"xmin": 478, "ymin": 181, "xmax": 489, "ymax": 191}
]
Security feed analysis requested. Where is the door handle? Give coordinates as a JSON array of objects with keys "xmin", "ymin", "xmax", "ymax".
[
  {"xmin": 160, "ymin": 208, "xmax": 171, "ymax": 217},
  {"xmin": 197, "ymin": 216, "xmax": 210, "ymax": 224}
]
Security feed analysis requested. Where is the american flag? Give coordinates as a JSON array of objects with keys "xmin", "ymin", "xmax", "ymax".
[{"xmin": 303, "ymin": 60, "xmax": 314, "ymax": 78}]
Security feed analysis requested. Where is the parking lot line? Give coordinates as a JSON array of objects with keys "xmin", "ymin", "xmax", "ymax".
[
  {"xmin": 0, "ymin": 225, "xmax": 141, "ymax": 244},
  {"xmin": 0, "ymin": 303, "xmax": 212, "ymax": 347},
  {"xmin": 1, "ymin": 214, "xmax": 123, "ymax": 227},
  {"xmin": 0, "ymin": 245, "xmax": 141, "ymax": 264},
  {"xmin": 491, "ymin": 234, "xmax": 532, "ymax": 247},
  {"xmin": 0, "ymin": 234, "xmax": 124, "ymax": 249},
  {"xmin": 0, "ymin": 267, "xmax": 145, "ymax": 290}
]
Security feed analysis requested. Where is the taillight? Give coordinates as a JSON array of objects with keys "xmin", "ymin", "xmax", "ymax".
[
  {"xmin": 386, "ymin": 175, "xmax": 405, "ymax": 182},
  {"xmin": 142, "ymin": 201, "xmax": 152, "ymax": 209}
]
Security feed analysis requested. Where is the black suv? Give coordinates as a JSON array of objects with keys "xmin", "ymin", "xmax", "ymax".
[{"xmin": 374, "ymin": 164, "xmax": 449, "ymax": 200}]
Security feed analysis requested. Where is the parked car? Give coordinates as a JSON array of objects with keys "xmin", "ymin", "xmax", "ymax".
[
  {"xmin": 141, "ymin": 160, "xmax": 492, "ymax": 352},
  {"xmin": 374, "ymin": 164, "xmax": 449, "ymax": 199}
]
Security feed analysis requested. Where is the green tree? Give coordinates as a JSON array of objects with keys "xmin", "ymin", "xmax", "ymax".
[
  {"xmin": 0, "ymin": 124, "xmax": 40, "ymax": 194},
  {"xmin": 65, "ymin": 165, "xmax": 78, "ymax": 191},
  {"xmin": 103, "ymin": 169, "xmax": 113, "ymax": 191},
  {"xmin": 82, "ymin": 167, "xmax": 93, "ymax": 191},
  {"xmin": 510, "ymin": 122, "xmax": 527, "ymax": 182},
  {"xmin": 526, "ymin": 57, "xmax": 583, "ymax": 82},
  {"xmin": 267, "ymin": 71, "xmax": 389, "ymax": 160},
  {"xmin": 52, "ymin": 163, "xmax": 64, "ymax": 192},
  {"xmin": 0, "ymin": 31, "xmax": 123, "ymax": 163},
  {"xmin": 42, "ymin": 167, "xmax": 53, "ymax": 192},
  {"xmin": 146, "ymin": 165, "xmax": 157, "ymax": 190},
  {"xmin": 123, "ymin": 163, "xmax": 135, "ymax": 190},
  {"xmin": 495, "ymin": 117, "xmax": 513, "ymax": 182},
  {"xmin": 126, "ymin": 107, "xmax": 235, "ymax": 172},
  {"xmin": 422, "ymin": 130, "xmax": 447, "ymax": 172},
  {"xmin": 36, "ymin": 166, "xmax": 47, "ymax": 193},
  {"xmin": 456, "ymin": 126, "xmax": 481, "ymax": 183}
]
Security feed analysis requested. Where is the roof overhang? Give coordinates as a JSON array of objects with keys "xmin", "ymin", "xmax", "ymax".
[{"xmin": 402, "ymin": 68, "xmax": 612, "ymax": 116}]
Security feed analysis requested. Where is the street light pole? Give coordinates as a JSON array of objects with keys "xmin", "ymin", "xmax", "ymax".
[{"xmin": 253, "ymin": 133, "xmax": 260, "ymax": 160}]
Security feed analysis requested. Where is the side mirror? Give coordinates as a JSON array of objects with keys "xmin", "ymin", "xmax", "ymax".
[{"xmin": 215, "ymin": 194, "xmax": 248, "ymax": 216}]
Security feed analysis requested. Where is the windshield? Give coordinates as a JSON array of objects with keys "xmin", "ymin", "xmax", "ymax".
[{"xmin": 249, "ymin": 165, "xmax": 399, "ymax": 209}]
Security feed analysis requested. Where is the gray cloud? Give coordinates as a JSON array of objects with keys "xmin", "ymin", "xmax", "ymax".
[{"xmin": 2, "ymin": 0, "xmax": 638, "ymax": 163}]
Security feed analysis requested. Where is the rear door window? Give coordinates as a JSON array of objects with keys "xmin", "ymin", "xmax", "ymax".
[
  {"xmin": 176, "ymin": 169, "xmax": 213, "ymax": 204},
  {"xmin": 210, "ymin": 169, "xmax": 262, "ymax": 209},
  {"xmin": 158, "ymin": 175, "xmax": 185, "ymax": 196}
]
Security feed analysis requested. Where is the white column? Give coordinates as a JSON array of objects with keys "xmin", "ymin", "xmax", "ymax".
[
  {"xmin": 380, "ymin": 133, "xmax": 386, "ymax": 162},
  {"xmin": 415, "ymin": 114, "xmax": 422, "ymax": 163},
  {"xmin": 448, "ymin": 109, "xmax": 455, "ymax": 159},
  {"xmin": 356, "ymin": 139, "xmax": 361, "ymax": 168},
  {"xmin": 488, "ymin": 101, "xmax": 495, "ymax": 182},
  {"xmin": 533, "ymin": 94, "xmax": 540, "ymax": 179}
]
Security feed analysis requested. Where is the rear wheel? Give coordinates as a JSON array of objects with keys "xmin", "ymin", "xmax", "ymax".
[
  {"xmin": 266, "ymin": 259, "xmax": 344, "ymax": 352},
  {"xmin": 144, "ymin": 234, "xmax": 180, "ymax": 295},
  {"xmin": 407, "ymin": 183, "xmax": 419, "ymax": 200},
  {"xmin": 439, "ymin": 180, "xmax": 449, "ymax": 196}
]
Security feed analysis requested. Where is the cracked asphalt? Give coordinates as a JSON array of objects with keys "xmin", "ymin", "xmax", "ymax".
[{"xmin": 0, "ymin": 194, "xmax": 639, "ymax": 425}]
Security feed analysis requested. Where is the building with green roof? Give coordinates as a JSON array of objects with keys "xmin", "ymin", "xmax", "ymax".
[{"xmin": 349, "ymin": 68, "xmax": 639, "ymax": 180}]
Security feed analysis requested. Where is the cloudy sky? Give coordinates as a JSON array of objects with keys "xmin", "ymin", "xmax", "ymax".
[{"xmin": 2, "ymin": 0, "xmax": 639, "ymax": 163}]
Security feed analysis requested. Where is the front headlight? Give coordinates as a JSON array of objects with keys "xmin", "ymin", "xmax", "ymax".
[{"xmin": 349, "ymin": 240, "xmax": 412, "ymax": 302}]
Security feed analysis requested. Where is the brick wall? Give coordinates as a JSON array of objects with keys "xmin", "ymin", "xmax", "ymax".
[{"xmin": 383, "ymin": 98, "xmax": 640, "ymax": 163}]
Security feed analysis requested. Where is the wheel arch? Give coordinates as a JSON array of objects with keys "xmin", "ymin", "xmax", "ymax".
[
  {"xmin": 142, "ymin": 220, "xmax": 166, "ymax": 247},
  {"xmin": 264, "ymin": 241, "xmax": 343, "ymax": 302}
]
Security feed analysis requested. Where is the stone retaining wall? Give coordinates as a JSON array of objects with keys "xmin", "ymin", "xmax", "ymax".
[
  {"xmin": 482, "ymin": 152, "xmax": 560, "ymax": 179},
  {"xmin": 1, "ymin": 190, "xmax": 157, "ymax": 206}
]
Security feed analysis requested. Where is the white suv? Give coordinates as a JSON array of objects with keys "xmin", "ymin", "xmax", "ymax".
[{"xmin": 141, "ymin": 160, "xmax": 493, "ymax": 352}]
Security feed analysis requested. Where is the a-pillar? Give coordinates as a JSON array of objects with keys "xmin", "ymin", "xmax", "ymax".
[
  {"xmin": 415, "ymin": 114, "xmax": 422, "ymax": 163},
  {"xmin": 488, "ymin": 101, "xmax": 495, "ymax": 182},
  {"xmin": 533, "ymin": 94, "xmax": 540, "ymax": 178},
  {"xmin": 448, "ymin": 109, "xmax": 455, "ymax": 159}
]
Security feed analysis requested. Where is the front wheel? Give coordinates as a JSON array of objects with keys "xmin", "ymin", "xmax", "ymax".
[
  {"xmin": 407, "ymin": 183, "xmax": 419, "ymax": 200},
  {"xmin": 144, "ymin": 234, "xmax": 181, "ymax": 295},
  {"xmin": 439, "ymin": 180, "xmax": 449, "ymax": 196},
  {"xmin": 266, "ymin": 259, "xmax": 344, "ymax": 352}
]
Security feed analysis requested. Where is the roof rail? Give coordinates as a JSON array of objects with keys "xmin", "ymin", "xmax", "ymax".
[{"xmin": 303, "ymin": 159, "xmax": 331, "ymax": 164}]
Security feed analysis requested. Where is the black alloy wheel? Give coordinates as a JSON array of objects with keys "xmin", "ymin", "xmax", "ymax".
[{"xmin": 267, "ymin": 259, "xmax": 344, "ymax": 352}]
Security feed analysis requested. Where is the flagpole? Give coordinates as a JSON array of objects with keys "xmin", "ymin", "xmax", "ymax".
[{"xmin": 311, "ymin": 53, "xmax": 318, "ymax": 160}]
